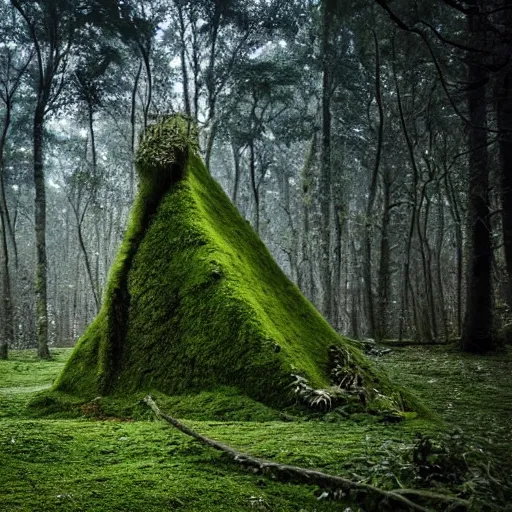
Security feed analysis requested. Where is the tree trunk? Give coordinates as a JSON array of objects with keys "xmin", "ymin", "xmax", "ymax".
[
  {"xmin": 350, "ymin": 240, "xmax": 362, "ymax": 340},
  {"xmin": 363, "ymin": 31, "xmax": 384, "ymax": 339},
  {"xmin": 0, "ymin": 103, "xmax": 15, "ymax": 358},
  {"xmin": 0, "ymin": 158, "xmax": 17, "ymax": 270},
  {"xmin": 445, "ymin": 169, "xmax": 463, "ymax": 337},
  {"xmin": 231, "ymin": 140, "xmax": 241, "ymax": 204},
  {"xmin": 190, "ymin": 11, "xmax": 200, "ymax": 121},
  {"xmin": 298, "ymin": 134, "xmax": 317, "ymax": 302},
  {"xmin": 88, "ymin": 102, "xmax": 97, "ymax": 176},
  {"xmin": 34, "ymin": 111, "xmax": 50, "ymax": 359},
  {"xmin": 0, "ymin": 194, "xmax": 14, "ymax": 358},
  {"xmin": 0, "ymin": 223, "xmax": 8, "ymax": 358},
  {"xmin": 496, "ymin": 1, "xmax": 512, "ymax": 301},
  {"xmin": 130, "ymin": 61, "xmax": 143, "ymax": 198},
  {"xmin": 74, "ymin": 206, "xmax": 100, "ymax": 313},
  {"xmin": 461, "ymin": 7, "xmax": 493, "ymax": 352},
  {"xmin": 249, "ymin": 140, "xmax": 260, "ymax": 234},
  {"xmin": 332, "ymin": 204, "xmax": 344, "ymax": 330},
  {"xmin": 416, "ymin": 180, "xmax": 435, "ymax": 342},
  {"xmin": 140, "ymin": 46, "xmax": 152, "ymax": 131},
  {"xmin": 319, "ymin": 0, "xmax": 333, "ymax": 322},
  {"xmin": 176, "ymin": 2, "xmax": 191, "ymax": 118},
  {"xmin": 435, "ymin": 180, "xmax": 448, "ymax": 342},
  {"xmin": 205, "ymin": 120, "xmax": 218, "ymax": 173},
  {"xmin": 393, "ymin": 40, "xmax": 418, "ymax": 342},
  {"xmin": 376, "ymin": 169, "xmax": 391, "ymax": 341}
]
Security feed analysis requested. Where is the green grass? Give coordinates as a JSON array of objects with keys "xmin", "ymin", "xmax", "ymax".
[
  {"xmin": 0, "ymin": 349, "xmax": 69, "ymax": 388},
  {"xmin": 0, "ymin": 350, "xmax": 69, "ymax": 419},
  {"xmin": 1, "ymin": 345, "xmax": 510, "ymax": 511},
  {"xmin": 381, "ymin": 345, "xmax": 512, "ymax": 475}
]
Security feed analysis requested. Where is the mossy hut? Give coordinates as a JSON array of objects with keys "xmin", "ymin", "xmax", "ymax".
[{"xmin": 52, "ymin": 116, "xmax": 421, "ymax": 416}]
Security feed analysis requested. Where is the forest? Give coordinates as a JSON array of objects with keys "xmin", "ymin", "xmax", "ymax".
[{"xmin": 0, "ymin": 0, "xmax": 511, "ymax": 511}]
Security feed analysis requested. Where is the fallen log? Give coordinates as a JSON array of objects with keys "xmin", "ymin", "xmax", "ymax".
[{"xmin": 143, "ymin": 395, "xmax": 470, "ymax": 512}]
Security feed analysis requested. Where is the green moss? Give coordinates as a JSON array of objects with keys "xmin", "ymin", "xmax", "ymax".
[
  {"xmin": 3, "ymin": 346, "xmax": 511, "ymax": 510},
  {"xmin": 51, "ymin": 116, "xmax": 423, "ymax": 414},
  {"xmin": 27, "ymin": 388, "xmax": 284, "ymax": 423},
  {"xmin": 0, "ymin": 349, "xmax": 69, "ymax": 389}
]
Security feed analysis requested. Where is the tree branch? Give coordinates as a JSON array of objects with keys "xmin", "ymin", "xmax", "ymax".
[{"xmin": 144, "ymin": 396, "xmax": 470, "ymax": 512}]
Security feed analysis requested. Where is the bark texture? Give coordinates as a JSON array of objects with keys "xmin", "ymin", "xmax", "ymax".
[{"xmin": 461, "ymin": 5, "xmax": 493, "ymax": 352}]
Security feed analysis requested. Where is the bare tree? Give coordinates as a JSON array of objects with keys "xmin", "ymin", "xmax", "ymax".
[
  {"xmin": 0, "ymin": 3, "xmax": 32, "ymax": 358},
  {"xmin": 12, "ymin": 0, "xmax": 84, "ymax": 358}
]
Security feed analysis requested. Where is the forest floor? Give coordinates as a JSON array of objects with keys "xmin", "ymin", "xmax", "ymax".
[{"xmin": 0, "ymin": 345, "xmax": 511, "ymax": 511}]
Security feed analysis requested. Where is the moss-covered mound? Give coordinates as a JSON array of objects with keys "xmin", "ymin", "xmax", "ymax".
[{"xmin": 53, "ymin": 116, "xmax": 422, "ymax": 415}]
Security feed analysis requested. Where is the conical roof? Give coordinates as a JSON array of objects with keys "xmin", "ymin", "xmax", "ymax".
[{"xmin": 53, "ymin": 116, "xmax": 420, "ymax": 414}]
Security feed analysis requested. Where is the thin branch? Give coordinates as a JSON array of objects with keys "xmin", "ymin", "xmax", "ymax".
[
  {"xmin": 144, "ymin": 396, "xmax": 470, "ymax": 512},
  {"xmin": 415, "ymin": 20, "xmax": 489, "ymax": 54},
  {"xmin": 374, "ymin": 0, "xmax": 509, "ymax": 133}
]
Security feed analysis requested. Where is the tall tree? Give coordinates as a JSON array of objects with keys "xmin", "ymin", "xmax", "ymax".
[
  {"xmin": 118, "ymin": 0, "xmax": 166, "ymax": 131},
  {"xmin": 11, "ymin": 0, "xmax": 88, "ymax": 358},
  {"xmin": 495, "ymin": 0, "xmax": 512, "ymax": 299},
  {"xmin": 461, "ymin": 1, "xmax": 493, "ymax": 352},
  {"xmin": 0, "ymin": 3, "xmax": 32, "ymax": 359},
  {"xmin": 362, "ymin": 31, "xmax": 384, "ymax": 340},
  {"xmin": 318, "ymin": 0, "xmax": 336, "ymax": 322}
]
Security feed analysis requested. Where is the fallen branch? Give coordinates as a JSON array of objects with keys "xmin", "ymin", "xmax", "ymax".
[{"xmin": 143, "ymin": 395, "xmax": 470, "ymax": 512}]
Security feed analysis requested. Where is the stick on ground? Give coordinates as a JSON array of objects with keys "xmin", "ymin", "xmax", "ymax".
[{"xmin": 143, "ymin": 395, "xmax": 470, "ymax": 512}]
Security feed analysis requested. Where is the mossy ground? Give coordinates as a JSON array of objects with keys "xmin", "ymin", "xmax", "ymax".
[{"xmin": 1, "ymin": 346, "xmax": 510, "ymax": 511}]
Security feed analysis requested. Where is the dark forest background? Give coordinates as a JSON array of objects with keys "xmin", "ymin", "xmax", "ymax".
[{"xmin": 0, "ymin": 0, "xmax": 511, "ymax": 359}]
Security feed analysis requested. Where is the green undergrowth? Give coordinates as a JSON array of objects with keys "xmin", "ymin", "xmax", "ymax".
[
  {"xmin": 51, "ymin": 117, "xmax": 420, "ymax": 415},
  {"xmin": 0, "ymin": 349, "xmax": 69, "ymax": 419},
  {"xmin": 27, "ymin": 388, "xmax": 285, "ymax": 422},
  {"xmin": 380, "ymin": 345, "xmax": 512, "ymax": 478},
  {"xmin": 144, "ymin": 389, "xmax": 285, "ymax": 422},
  {"xmin": 1, "ymin": 346, "xmax": 511, "ymax": 511},
  {"xmin": 0, "ymin": 349, "xmax": 69, "ymax": 389}
]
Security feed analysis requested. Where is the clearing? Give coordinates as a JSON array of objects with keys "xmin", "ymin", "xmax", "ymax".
[{"xmin": 0, "ymin": 345, "xmax": 510, "ymax": 511}]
